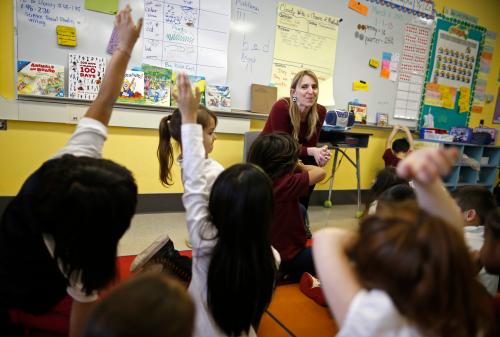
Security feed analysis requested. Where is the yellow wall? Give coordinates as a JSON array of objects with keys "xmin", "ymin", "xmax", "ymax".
[{"xmin": 1, "ymin": 0, "xmax": 500, "ymax": 196}]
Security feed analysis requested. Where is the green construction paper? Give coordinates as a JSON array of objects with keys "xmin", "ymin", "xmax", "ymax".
[{"xmin": 85, "ymin": 0, "xmax": 119, "ymax": 15}]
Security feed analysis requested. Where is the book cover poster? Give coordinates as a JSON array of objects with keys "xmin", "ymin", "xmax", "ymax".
[
  {"xmin": 206, "ymin": 85, "xmax": 231, "ymax": 111},
  {"xmin": 117, "ymin": 69, "xmax": 145, "ymax": 104},
  {"xmin": 17, "ymin": 61, "xmax": 64, "ymax": 97},
  {"xmin": 171, "ymin": 73, "xmax": 205, "ymax": 107},
  {"xmin": 142, "ymin": 64, "xmax": 172, "ymax": 106},
  {"xmin": 68, "ymin": 53, "xmax": 106, "ymax": 100}
]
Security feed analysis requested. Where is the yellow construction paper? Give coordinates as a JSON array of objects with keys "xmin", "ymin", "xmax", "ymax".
[
  {"xmin": 438, "ymin": 85, "xmax": 456, "ymax": 109},
  {"xmin": 458, "ymin": 87, "xmax": 470, "ymax": 113},
  {"xmin": 352, "ymin": 81, "xmax": 369, "ymax": 91},
  {"xmin": 271, "ymin": 3, "xmax": 340, "ymax": 101},
  {"xmin": 56, "ymin": 25, "xmax": 77, "ymax": 47}
]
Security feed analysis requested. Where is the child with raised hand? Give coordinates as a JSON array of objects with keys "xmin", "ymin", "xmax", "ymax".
[
  {"xmin": 383, "ymin": 124, "xmax": 414, "ymax": 167},
  {"xmin": 247, "ymin": 132, "xmax": 326, "ymax": 282},
  {"xmin": 313, "ymin": 147, "xmax": 494, "ymax": 337},
  {"xmin": 83, "ymin": 273, "xmax": 194, "ymax": 337},
  {"xmin": 129, "ymin": 104, "xmax": 220, "ymax": 280},
  {"xmin": 1, "ymin": 6, "xmax": 142, "ymax": 337},
  {"xmin": 176, "ymin": 73, "xmax": 278, "ymax": 337}
]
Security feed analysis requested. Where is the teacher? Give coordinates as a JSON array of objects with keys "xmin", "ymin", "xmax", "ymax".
[{"xmin": 262, "ymin": 69, "xmax": 330, "ymax": 211}]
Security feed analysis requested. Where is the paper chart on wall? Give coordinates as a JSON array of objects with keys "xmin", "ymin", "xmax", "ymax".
[
  {"xmin": 271, "ymin": 2, "xmax": 340, "ymax": 106},
  {"xmin": 142, "ymin": 0, "xmax": 231, "ymax": 85},
  {"xmin": 430, "ymin": 30, "xmax": 479, "ymax": 88},
  {"xmin": 394, "ymin": 24, "xmax": 431, "ymax": 120}
]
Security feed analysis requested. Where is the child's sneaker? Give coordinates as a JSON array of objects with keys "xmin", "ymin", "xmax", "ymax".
[
  {"xmin": 130, "ymin": 234, "xmax": 171, "ymax": 272},
  {"xmin": 299, "ymin": 272, "xmax": 327, "ymax": 306}
]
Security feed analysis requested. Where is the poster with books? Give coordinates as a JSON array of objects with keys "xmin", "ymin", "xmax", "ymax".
[
  {"xmin": 68, "ymin": 53, "xmax": 106, "ymax": 100},
  {"xmin": 206, "ymin": 85, "xmax": 231, "ymax": 112},
  {"xmin": 171, "ymin": 73, "xmax": 206, "ymax": 107},
  {"xmin": 142, "ymin": 64, "xmax": 172, "ymax": 106},
  {"xmin": 117, "ymin": 69, "xmax": 145, "ymax": 104},
  {"xmin": 17, "ymin": 61, "xmax": 64, "ymax": 97}
]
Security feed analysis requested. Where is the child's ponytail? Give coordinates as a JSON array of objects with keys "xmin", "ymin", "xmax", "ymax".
[{"xmin": 158, "ymin": 111, "xmax": 181, "ymax": 186}]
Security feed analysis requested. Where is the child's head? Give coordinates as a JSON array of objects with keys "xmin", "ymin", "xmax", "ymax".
[
  {"xmin": 352, "ymin": 202, "xmax": 493, "ymax": 336},
  {"xmin": 35, "ymin": 155, "xmax": 137, "ymax": 294},
  {"xmin": 370, "ymin": 167, "xmax": 409, "ymax": 199},
  {"xmin": 247, "ymin": 132, "xmax": 300, "ymax": 181},
  {"xmin": 158, "ymin": 105, "xmax": 217, "ymax": 186},
  {"xmin": 83, "ymin": 273, "xmax": 194, "ymax": 337},
  {"xmin": 376, "ymin": 184, "xmax": 416, "ymax": 212},
  {"xmin": 481, "ymin": 208, "xmax": 500, "ymax": 275},
  {"xmin": 207, "ymin": 163, "xmax": 277, "ymax": 336},
  {"xmin": 452, "ymin": 185, "xmax": 496, "ymax": 226},
  {"xmin": 392, "ymin": 138, "xmax": 410, "ymax": 154}
]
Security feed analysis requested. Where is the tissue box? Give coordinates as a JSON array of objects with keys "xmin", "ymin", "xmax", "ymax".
[
  {"xmin": 419, "ymin": 128, "xmax": 447, "ymax": 140},
  {"xmin": 450, "ymin": 127, "xmax": 473, "ymax": 143}
]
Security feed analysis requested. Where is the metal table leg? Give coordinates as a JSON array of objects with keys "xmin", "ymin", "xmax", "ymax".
[
  {"xmin": 355, "ymin": 148, "xmax": 363, "ymax": 218},
  {"xmin": 324, "ymin": 148, "xmax": 339, "ymax": 208}
]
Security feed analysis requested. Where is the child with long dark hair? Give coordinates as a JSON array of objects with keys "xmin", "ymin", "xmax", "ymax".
[
  {"xmin": 247, "ymin": 132, "xmax": 326, "ymax": 282},
  {"xmin": 177, "ymin": 73, "xmax": 278, "ymax": 337}
]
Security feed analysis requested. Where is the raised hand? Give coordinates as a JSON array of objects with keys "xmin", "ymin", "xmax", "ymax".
[
  {"xmin": 173, "ymin": 73, "xmax": 201, "ymax": 124},
  {"xmin": 115, "ymin": 5, "xmax": 143, "ymax": 55}
]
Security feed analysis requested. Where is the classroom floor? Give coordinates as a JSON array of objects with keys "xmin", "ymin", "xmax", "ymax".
[{"xmin": 118, "ymin": 204, "xmax": 360, "ymax": 256}]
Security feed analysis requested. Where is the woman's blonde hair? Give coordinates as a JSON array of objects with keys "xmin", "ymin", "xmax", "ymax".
[{"xmin": 288, "ymin": 70, "xmax": 319, "ymax": 141}]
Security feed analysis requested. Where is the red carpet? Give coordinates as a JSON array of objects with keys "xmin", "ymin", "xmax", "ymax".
[{"xmin": 114, "ymin": 251, "xmax": 337, "ymax": 337}]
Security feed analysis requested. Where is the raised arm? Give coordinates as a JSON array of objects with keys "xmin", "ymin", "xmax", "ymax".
[
  {"xmin": 400, "ymin": 125, "xmax": 414, "ymax": 151},
  {"xmin": 385, "ymin": 125, "xmax": 400, "ymax": 149},
  {"xmin": 84, "ymin": 6, "xmax": 143, "ymax": 126},
  {"xmin": 313, "ymin": 228, "xmax": 361, "ymax": 324},
  {"xmin": 397, "ymin": 147, "xmax": 463, "ymax": 231}
]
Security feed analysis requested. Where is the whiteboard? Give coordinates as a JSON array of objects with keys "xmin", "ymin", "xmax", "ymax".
[{"xmin": 15, "ymin": 0, "xmax": 434, "ymax": 127}]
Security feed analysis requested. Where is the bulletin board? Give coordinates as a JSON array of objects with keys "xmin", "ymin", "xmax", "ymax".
[
  {"xmin": 418, "ymin": 14, "xmax": 486, "ymax": 130},
  {"xmin": 14, "ymin": 0, "xmax": 435, "ymax": 127}
]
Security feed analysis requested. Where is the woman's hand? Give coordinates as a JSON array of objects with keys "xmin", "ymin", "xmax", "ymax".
[
  {"xmin": 173, "ymin": 73, "xmax": 201, "ymax": 124},
  {"xmin": 308, "ymin": 146, "xmax": 331, "ymax": 167}
]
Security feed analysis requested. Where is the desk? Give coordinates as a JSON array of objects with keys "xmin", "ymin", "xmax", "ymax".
[{"xmin": 319, "ymin": 128, "xmax": 372, "ymax": 217}]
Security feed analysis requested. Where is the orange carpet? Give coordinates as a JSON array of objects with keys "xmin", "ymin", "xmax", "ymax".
[{"xmin": 115, "ymin": 255, "xmax": 338, "ymax": 336}]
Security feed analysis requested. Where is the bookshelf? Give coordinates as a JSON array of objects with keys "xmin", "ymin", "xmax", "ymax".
[{"xmin": 414, "ymin": 139, "xmax": 500, "ymax": 191}]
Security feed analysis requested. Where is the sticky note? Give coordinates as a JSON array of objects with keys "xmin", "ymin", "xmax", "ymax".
[
  {"xmin": 56, "ymin": 26, "xmax": 77, "ymax": 47},
  {"xmin": 369, "ymin": 59, "xmax": 380, "ymax": 68},
  {"xmin": 348, "ymin": 0, "xmax": 368, "ymax": 16},
  {"xmin": 106, "ymin": 26, "xmax": 120, "ymax": 54},
  {"xmin": 85, "ymin": 0, "xmax": 119, "ymax": 14},
  {"xmin": 353, "ymin": 81, "xmax": 369, "ymax": 91},
  {"xmin": 380, "ymin": 69, "xmax": 390, "ymax": 79}
]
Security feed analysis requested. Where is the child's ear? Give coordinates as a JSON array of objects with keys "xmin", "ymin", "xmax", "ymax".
[{"xmin": 464, "ymin": 209, "xmax": 478, "ymax": 222}]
